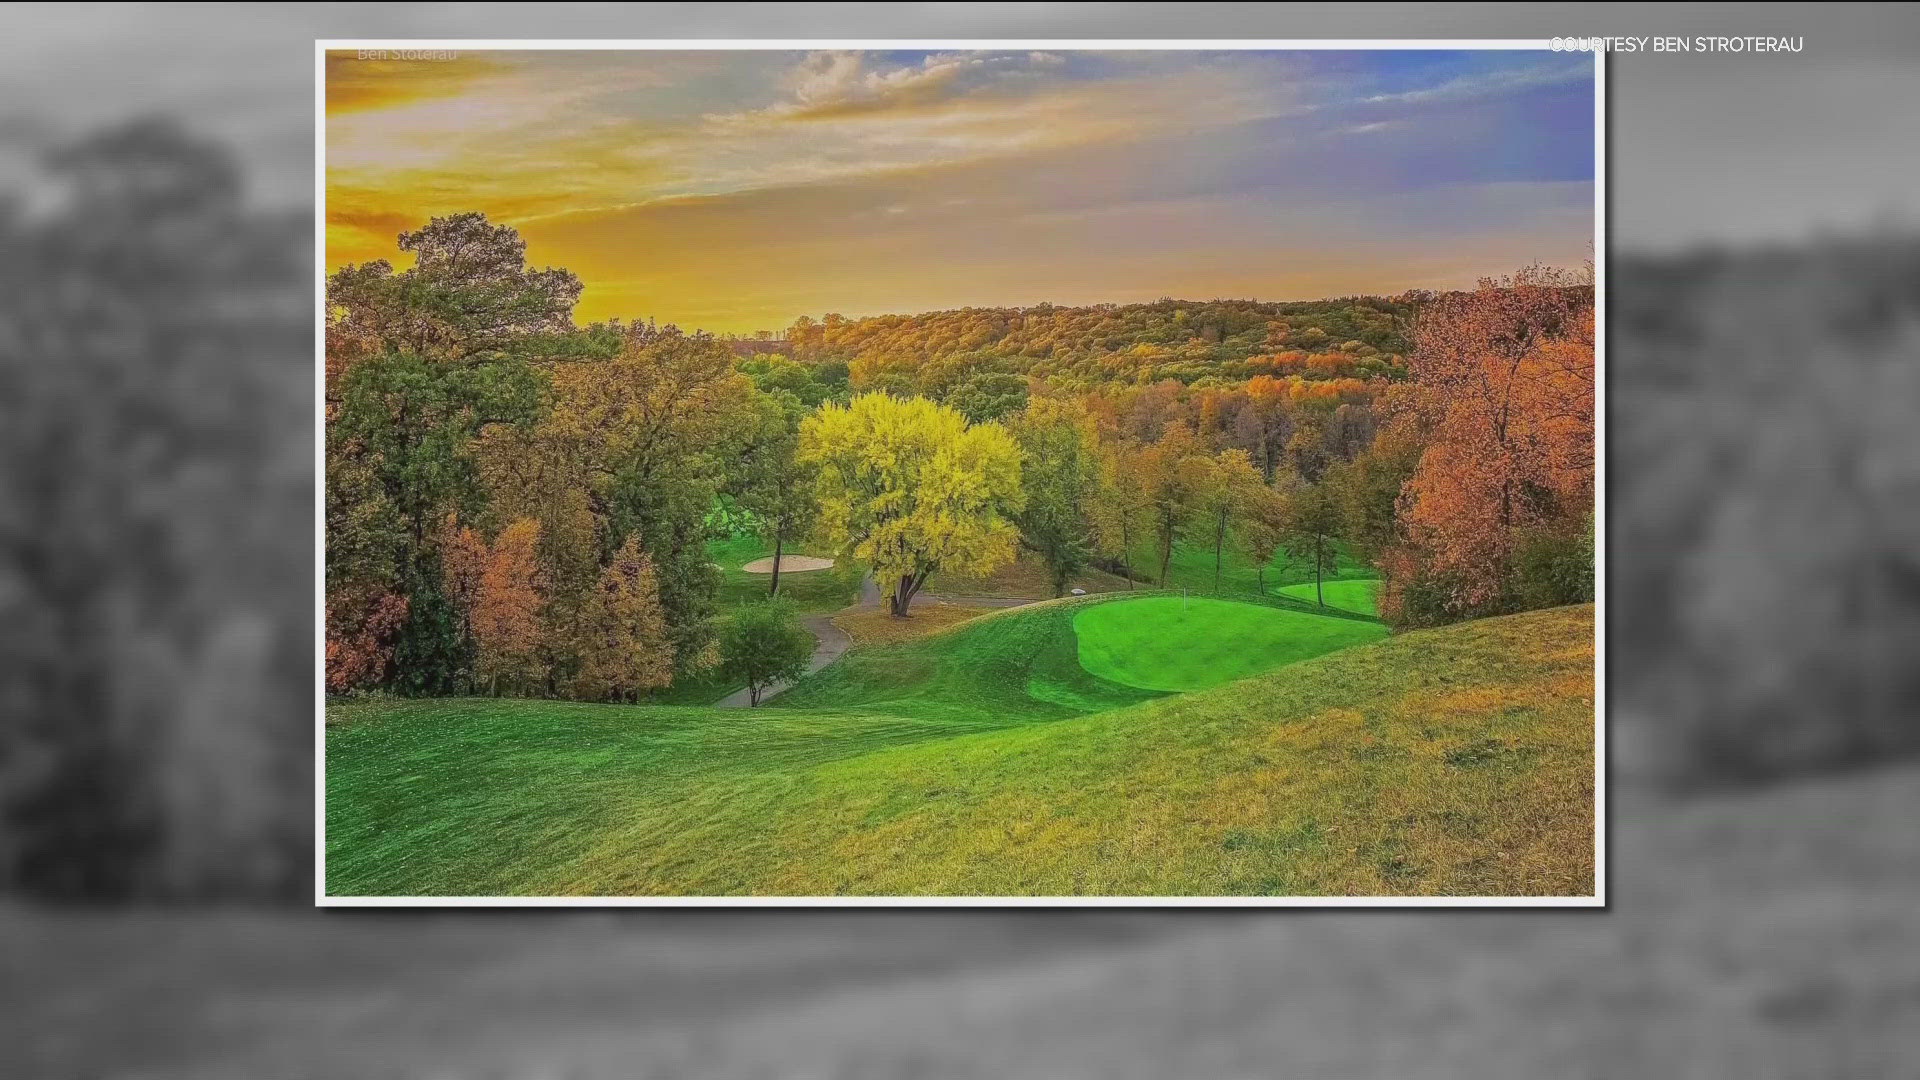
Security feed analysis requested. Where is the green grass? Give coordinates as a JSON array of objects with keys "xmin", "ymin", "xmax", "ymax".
[
  {"xmin": 1276, "ymin": 577, "xmax": 1381, "ymax": 616},
  {"xmin": 780, "ymin": 595, "xmax": 1164, "ymax": 723},
  {"xmin": 326, "ymin": 601, "xmax": 1593, "ymax": 897},
  {"xmin": 1126, "ymin": 533, "xmax": 1377, "ymax": 599},
  {"xmin": 1072, "ymin": 596, "xmax": 1389, "ymax": 692}
]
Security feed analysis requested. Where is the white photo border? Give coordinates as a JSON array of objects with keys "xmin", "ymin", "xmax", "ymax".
[{"xmin": 314, "ymin": 38, "xmax": 1607, "ymax": 909}]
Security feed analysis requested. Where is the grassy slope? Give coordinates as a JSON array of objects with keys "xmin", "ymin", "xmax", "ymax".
[
  {"xmin": 778, "ymin": 595, "xmax": 1162, "ymax": 722},
  {"xmin": 327, "ymin": 602, "xmax": 1592, "ymax": 898},
  {"xmin": 1074, "ymin": 596, "xmax": 1388, "ymax": 692},
  {"xmin": 1277, "ymin": 577, "xmax": 1381, "ymax": 616}
]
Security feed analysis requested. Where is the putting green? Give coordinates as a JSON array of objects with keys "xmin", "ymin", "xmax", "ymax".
[
  {"xmin": 1276, "ymin": 577, "xmax": 1381, "ymax": 616},
  {"xmin": 1072, "ymin": 596, "xmax": 1388, "ymax": 692}
]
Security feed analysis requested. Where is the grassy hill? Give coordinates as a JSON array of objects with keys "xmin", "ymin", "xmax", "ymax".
[{"xmin": 327, "ymin": 599, "xmax": 1592, "ymax": 898}]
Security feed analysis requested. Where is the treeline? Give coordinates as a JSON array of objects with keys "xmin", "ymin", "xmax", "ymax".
[{"xmin": 782, "ymin": 296, "xmax": 1414, "ymax": 393}]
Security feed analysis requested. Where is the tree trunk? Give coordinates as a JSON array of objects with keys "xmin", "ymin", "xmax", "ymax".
[
  {"xmin": 1315, "ymin": 534, "xmax": 1324, "ymax": 607},
  {"xmin": 1214, "ymin": 510, "xmax": 1226, "ymax": 594},
  {"xmin": 749, "ymin": 681, "xmax": 761, "ymax": 707},
  {"xmin": 891, "ymin": 571, "xmax": 925, "ymax": 617},
  {"xmin": 769, "ymin": 530, "xmax": 783, "ymax": 597},
  {"xmin": 1159, "ymin": 536, "xmax": 1174, "ymax": 586}
]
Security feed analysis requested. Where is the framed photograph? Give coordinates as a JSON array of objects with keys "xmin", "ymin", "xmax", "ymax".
[{"xmin": 319, "ymin": 40, "xmax": 1602, "ymax": 905}]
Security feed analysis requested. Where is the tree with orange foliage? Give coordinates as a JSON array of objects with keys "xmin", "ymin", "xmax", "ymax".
[
  {"xmin": 448, "ymin": 519, "xmax": 547, "ymax": 695},
  {"xmin": 1238, "ymin": 375, "xmax": 1296, "ymax": 482},
  {"xmin": 324, "ymin": 591, "xmax": 408, "ymax": 692},
  {"xmin": 1383, "ymin": 266, "xmax": 1595, "ymax": 626}
]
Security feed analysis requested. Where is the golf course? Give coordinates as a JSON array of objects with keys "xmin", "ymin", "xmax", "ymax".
[{"xmin": 325, "ymin": 593, "xmax": 1593, "ymax": 898}]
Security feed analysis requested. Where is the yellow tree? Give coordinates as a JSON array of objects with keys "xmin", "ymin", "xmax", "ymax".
[
  {"xmin": 800, "ymin": 393, "xmax": 1024, "ymax": 617},
  {"xmin": 469, "ymin": 519, "xmax": 546, "ymax": 694},
  {"xmin": 1138, "ymin": 421, "xmax": 1204, "ymax": 585},
  {"xmin": 1184, "ymin": 448, "xmax": 1272, "ymax": 594},
  {"xmin": 1089, "ymin": 438, "xmax": 1152, "ymax": 589},
  {"xmin": 571, "ymin": 535, "xmax": 674, "ymax": 701}
]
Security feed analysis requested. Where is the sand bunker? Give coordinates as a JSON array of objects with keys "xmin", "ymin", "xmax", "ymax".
[{"xmin": 740, "ymin": 555, "xmax": 835, "ymax": 574}]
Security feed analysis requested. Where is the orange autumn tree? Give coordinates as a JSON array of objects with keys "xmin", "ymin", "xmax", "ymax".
[
  {"xmin": 446, "ymin": 519, "xmax": 548, "ymax": 694},
  {"xmin": 1382, "ymin": 265, "xmax": 1595, "ymax": 627},
  {"xmin": 325, "ymin": 591, "xmax": 408, "ymax": 692}
]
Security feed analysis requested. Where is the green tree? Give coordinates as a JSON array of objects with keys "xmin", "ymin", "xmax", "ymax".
[
  {"xmin": 720, "ymin": 596, "xmax": 816, "ymax": 706},
  {"xmin": 326, "ymin": 213, "xmax": 613, "ymax": 693},
  {"xmin": 947, "ymin": 370, "xmax": 1030, "ymax": 424},
  {"xmin": 732, "ymin": 389, "xmax": 818, "ymax": 598},
  {"xmin": 325, "ymin": 211, "xmax": 597, "ymax": 365},
  {"xmin": 1089, "ymin": 439, "xmax": 1152, "ymax": 589},
  {"xmin": 1185, "ymin": 448, "xmax": 1270, "ymax": 594},
  {"xmin": 1281, "ymin": 476, "xmax": 1343, "ymax": 608},
  {"xmin": 1323, "ymin": 421, "xmax": 1421, "ymax": 567},
  {"xmin": 1140, "ymin": 422, "xmax": 1204, "ymax": 585},
  {"xmin": 536, "ymin": 324, "xmax": 759, "ymax": 673},
  {"xmin": 1008, "ymin": 399, "xmax": 1098, "ymax": 597},
  {"xmin": 571, "ymin": 536, "xmax": 675, "ymax": 701},
  {"xmin": 330, "ymin": 349, "xmax": 545, "ymax": 693},
  {"xmin": 1237, "ymin": 479, "xmax": 1289, "ymax": 596},
  {"xmin": 801, "ymin": 393, "xmax": 1024, "ymax": 617}
]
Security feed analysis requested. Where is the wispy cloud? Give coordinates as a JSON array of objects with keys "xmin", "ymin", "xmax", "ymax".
[{"xmin": 325, "ymin": 49, "xmax": 1594, "ymax": 332}]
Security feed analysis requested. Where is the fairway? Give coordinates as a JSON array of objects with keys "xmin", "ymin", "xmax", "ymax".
[
  {"xmin": 326, "ymin": 604, "xmax": 1593, "ymax": 897},
  {"xmin": 1277, "ymin": 577, "xmax": 1381, "ymax": 616},
  {"xmin": 1072, "ymin": 596, "xmax": 1388, "ymax": 692}
]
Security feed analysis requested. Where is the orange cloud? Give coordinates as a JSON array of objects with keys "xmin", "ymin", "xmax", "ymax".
[{"xmin": 324, "ymin": 52, "xmax": 511, "ymax": 116}]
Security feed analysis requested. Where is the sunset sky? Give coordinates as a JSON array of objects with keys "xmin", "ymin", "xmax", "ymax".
[{"xmin": 325, "ymin": 48, "xmax": 1595, "ymax": 334}]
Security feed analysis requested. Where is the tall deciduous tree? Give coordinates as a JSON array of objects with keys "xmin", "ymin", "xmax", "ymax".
[
  {"xmin": 1323, "ymin": 419, "xmax": 1422, "ymax": 568},
  {"xmin": 447, "ymin": 519, "xmax": 547, "ymax": 694},
  {"xmin": 325, "ymin": 213, "xmax": 610, "ymax": 694},
  {"xmin": 1281, "ymin": 476, "xmax": 1343, "ymax": 608},
  {"xmin": 1090, "ymin": 439, "xmax": 1152, "ymax": 589},
  {"xmin": 732, "ymin": 390, "xmax": 817, "ymax": 598},
  {"xmin": 487, "ymin": 320, "xmax": 756, "ymax": 672},
  {"xmin": 325, "ymin": 211, "xmax": 593, "ymax": 368},
  {"xmin": 1238, "ymin": 479, "xmax": 1290, "ymax": 597},
  {"xmin": 1008, "ymin": 398, "xmax": 1098, "ymax": 597},
  {"xmin": 1185, "ymin": 448, "xmax": 1271, "ymax": 594},
  {"xmin": 1138, "ymin": 422, "xmax": 1204, "ymax": 585},
  {"xmin": 801, "ymin": 393, "xmax": 1024, "ymax": 617}
]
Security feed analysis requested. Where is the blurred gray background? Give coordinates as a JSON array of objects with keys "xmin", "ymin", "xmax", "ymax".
[{"xmin": 5, "ymin": 3, "xmax": 1920, "ymax": 1077}]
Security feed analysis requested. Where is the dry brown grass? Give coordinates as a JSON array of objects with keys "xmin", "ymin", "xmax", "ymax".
[{"xmin": 832, "ymin": 602, "xmax": 989, "ymax": 646}]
